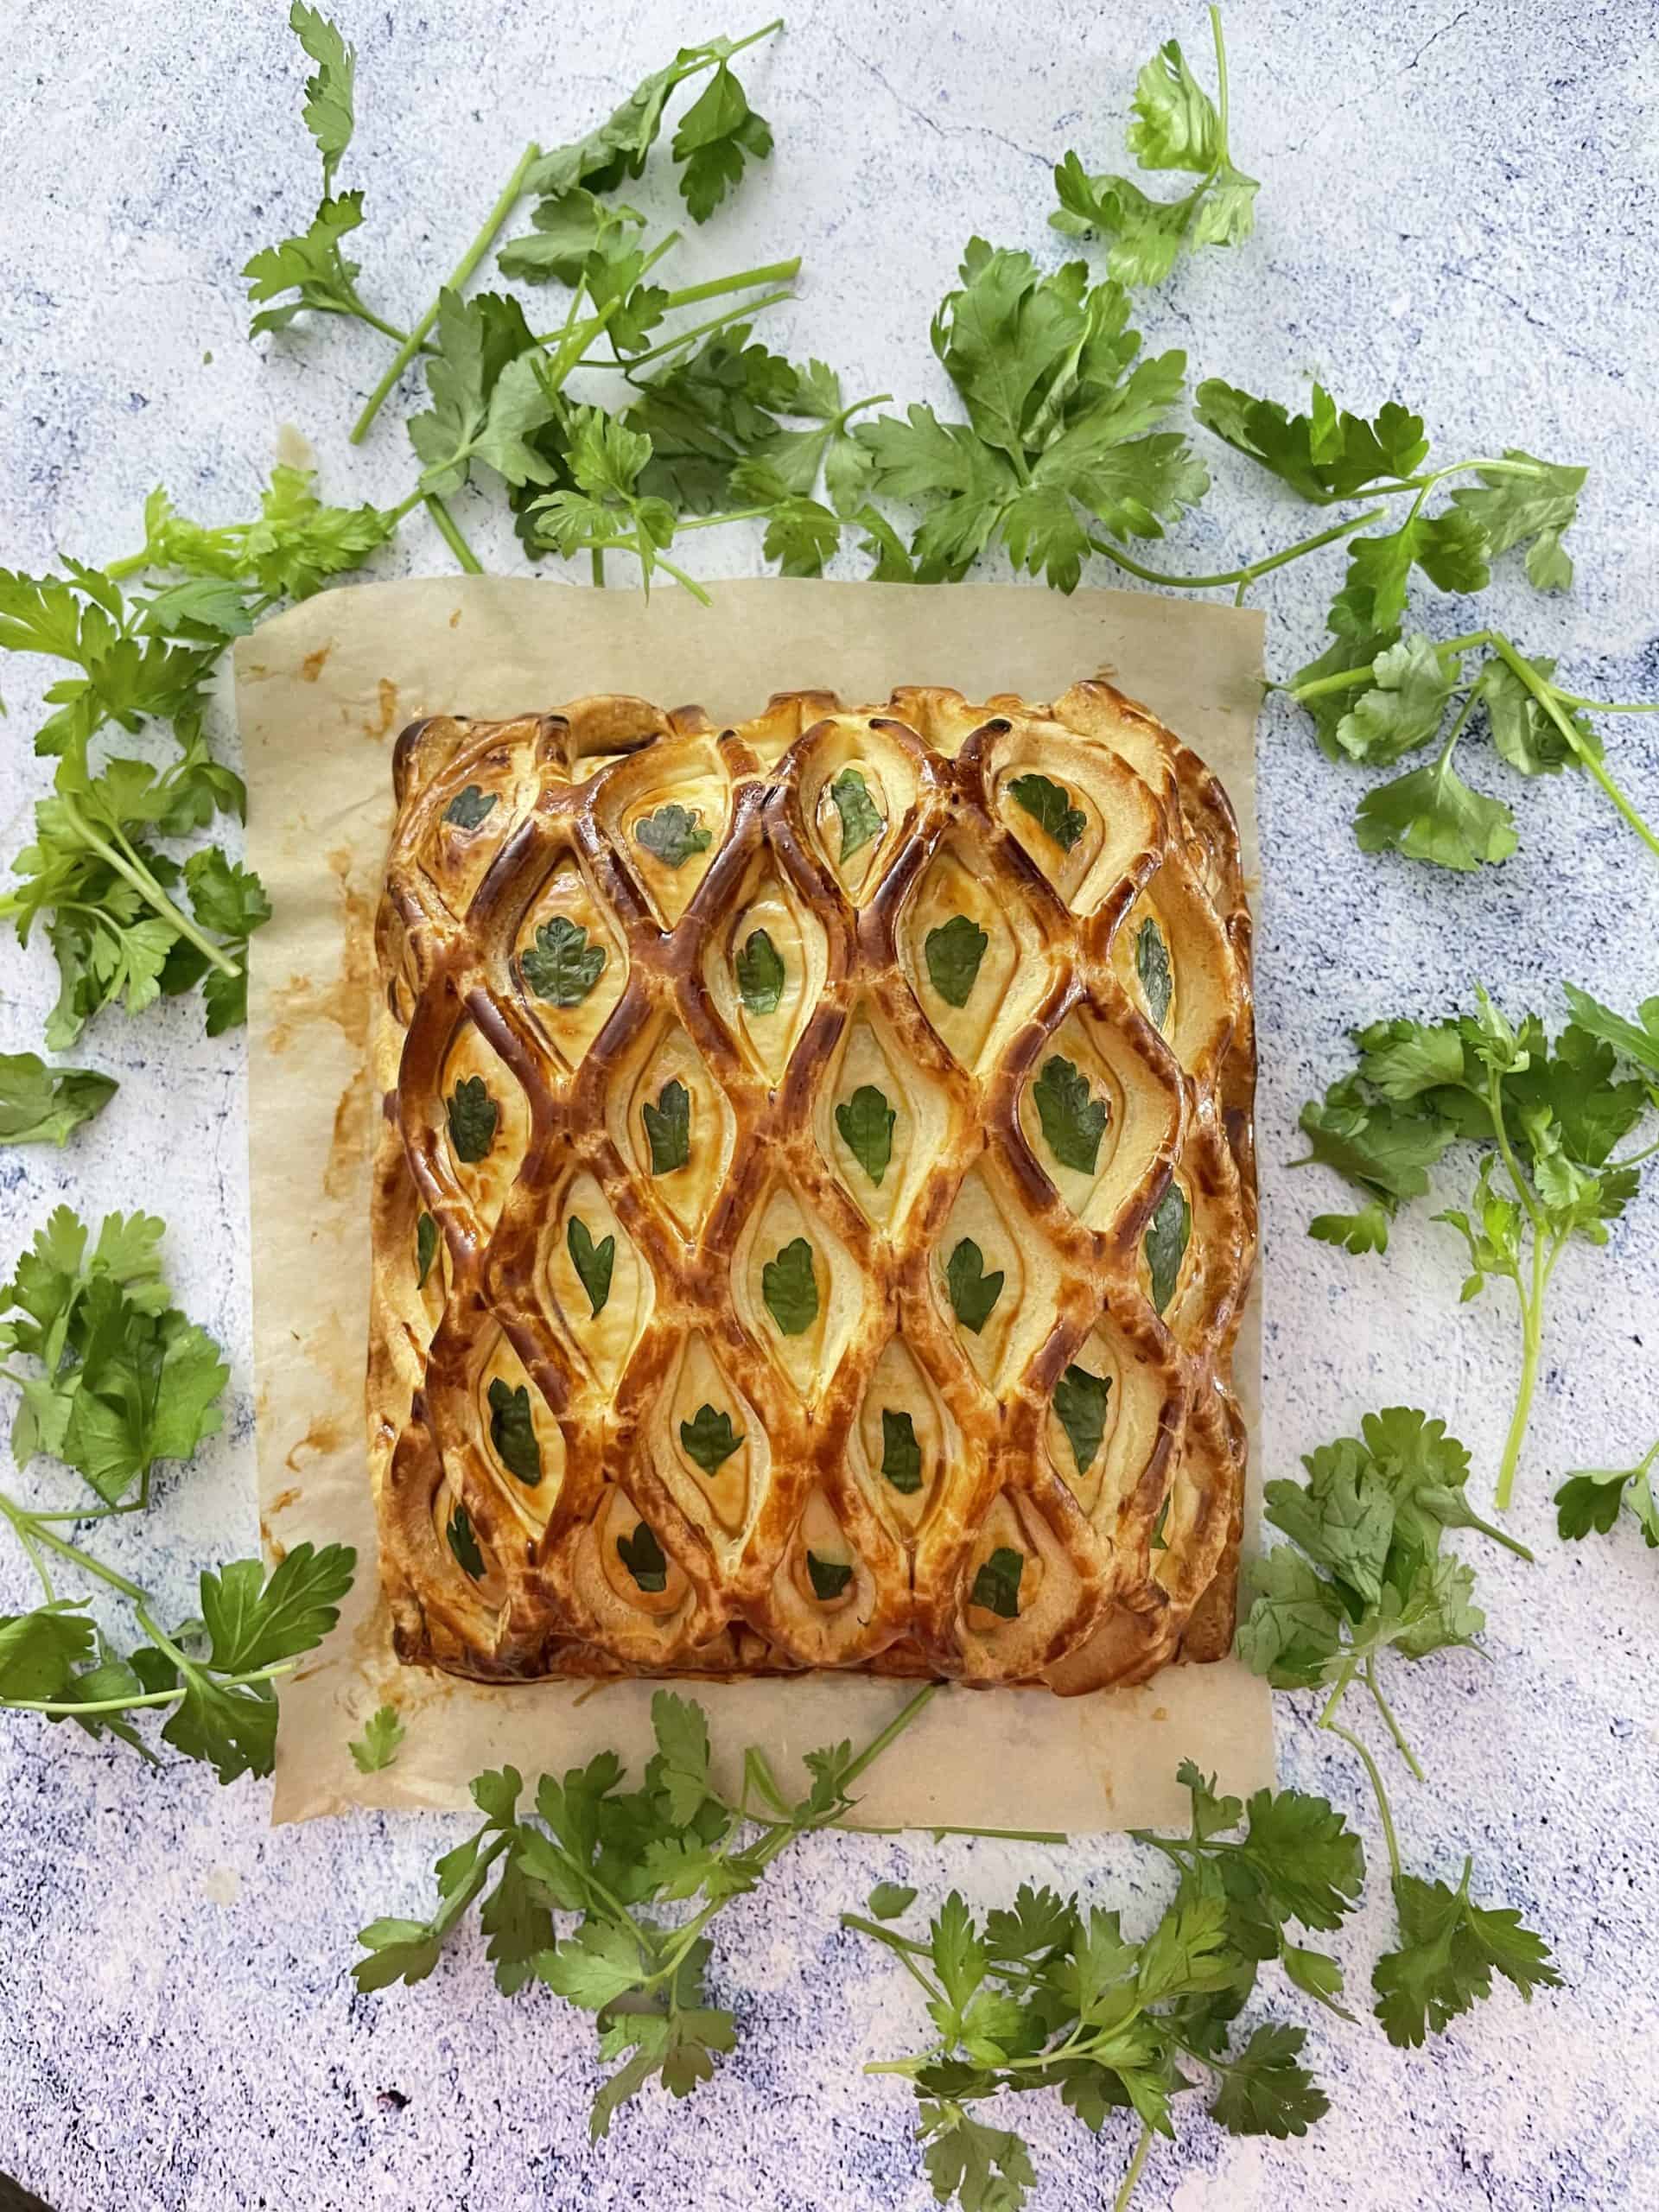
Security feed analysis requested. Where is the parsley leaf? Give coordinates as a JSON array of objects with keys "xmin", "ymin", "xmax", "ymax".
[
  {"xmin": 880, "ymin": 1408, "xmax": 924, "ymax": 1495},
  {"xmin": 521, "ymin": 916, "xmax": 606, "ymax": 1005},
  {"xmin": 0, "ymin": 1205, "xmax": 229, "ymax": 1502},
  {"xmin": 1448, "ymin": 452, "xmax": 1586, "ymax": 591},
  {"xmin": 925, "ymin": 914, "xmax": 989, "ymax": 1007},
  {"xmin": 1135, "ymin": 917, "xmax": 1172, "ymax": 1029},
  {"xmin": 946, "ymin": 1238, "xmax": 1004, "ymax": 1333},
  {"xmin": 447, "ymin": 1503, "xmax": 485, "ymax": 1580},
  {"xmin": 642, "ymin": 1078, "xmax": 690, "ymax": 1174},
  {"xmin": 444, "ymin": 785, "xmax": 499, "ymax": 830},
  {"xmin": 1295, "ymin": 992, "xmax": 1658, "ymax": 1503},
  {"xmin": 1308, "ymin": 1200, "xmax": 1391, "ymax": 1257},
  {"xmin": 634, "ymin": 803, "xmax": 713, "ymax": 868},
  {"xmin": 446, "ymin": 1075, "xmax": 499, "ymax": 1164},
  {"xmin": 1051, "ymin": 21, "xmax": 1258, "ymax": 287},
  {"xmin": 1374, "ymin": 1865, "xmax": 1560, "ymax": 2048},
  {"xmin": 1195, "ymin": 380, "xmax": 1428, "ymax": 500},
  {"xmin": 679, "ymin": 1403, "xmax": 744, "ymax": 1473},
  {"xmin": 807, "ymin": 1552, "xmax": 854, "ymax": 1602},
  {"xmin": 735, "ymin": 927, "xmax": 785, "ymax": 1014},
  {"xmin": 487, "ymin": 1379, "xmax": 543, "ymax": 1485},
  {"xmin": 350, "ymin": 1703, "xmax": 406, "ymax": 1773},
  {"xmin": 671, "ymin": 60, "xmax": 774, "ymax": 222},
  {"xmin": 1355, "ymin": 750, "xmax": 1519, "ymax": 874},
  {"xmin": 416, "ymin": 1213, "xmax": 439, "ymax": 1289},
  {"xmin": 1008, "ymin": 772, "xmax": 1085, "ymax": 852},
  {"xmin": 1554, "ymin": 1443, "xmax": 1659, "ymax": 1547},
  {"xmin": 1054, "ymin": 1363, "xmax": 1112, "ymax": 1473},
  {"xmin": 969, "ymin": 1547, "xmax": 1024, "ymax": 1619},
  {"xmin": 761, "ymin": 1236, "xmax": 819, "ymax": 1336},
  {"xmin": 0, "ymin": 1053, "xmax": 117, "ymax": 1147},
  {"xmin": 289, "ymin": 2, "xmax": 354, "ymax": 185},
  {"xmin": 1033, "ymin": 1055, "xmax": 1109, "ymax": 1175},
  {"xmin": 566, "ymin": 1217, "xmax": 614, "ymax": 1318},
  {"xmin": 856, "ymin": 241, "xmax": 1207, "ymax": 590},
  {"xmin": 1144, "ymin": 1183, "xmax": 1190, "ymax": 1314},
  {"xmin": 1333, "ymin": 633, "xmax": 1459, "ymax": 766},
  {"xmin": 836, "ymin": 1084, "xmax": 896, "ymax": 1185},
  {"xmin": 616, "ymin": 1519, "xmax": 669, "ymax": 1594},
  {"xmin": 830, "ymin": 767, "xmax": 884, "ymax": 860}
]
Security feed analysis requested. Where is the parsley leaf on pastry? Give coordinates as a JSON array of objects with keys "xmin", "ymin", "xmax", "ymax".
[
  {"xmin": 969, "ymin": 1546, "xmax": 1024, "ymax": 1619},
  {"xmin": 830, "ymin": 766, "xmax": 884, "ymax": 860},
  {"xmin": 880, "ymin": 1409, "xmax": 924, "ymax": 1494},
  {"xmin": 566, "ymin": 1217, "xmax": 614, "ymax": 1317},
  {"xmin": 1135, "ymin": 917, "xmax": 1173, "ymax": 1028},
  {"xmin": 924, "ymin": 914, "xmax": 988, "ymax": 1007},
  {"xmin": 487, "ymin": 1380, "xmax": 543, "ymax": 1485},
  {"xmin": 806, "ymin": 1552, "xmax": 854, "ymax": 1601},
  {"xmin": 680, "ymin": 1403, "xmax": 744, "ymax": 1473},
  {"xmin": 521, "ymin": 917, "xmax": 607, "ymax": 1004},
  {"xmin": 735, "ymin": 926, "xmax": 785, "ymax": 1013},
  {"xmin": 1144, "ymin": 1182, "xmax": 1191, "ymax": 1314},
  {"xmin": 836, "ymin": 1084, "xmax": 896, "ymax": 1185},
  {"xmin": 616, "ymin": 1519, "xmax": 669, "ymax": 1593},
  {"xmin": 635, "ymin": 803, "xmax": 714, "ymax": 868},
  {"xmin": 446, "ymin": 1075, "xmax": 499, "ymax": 1164},
  {"xmin": 447, "ymin": 1503, "xmax": 486, "ymax": 1580},
  {"xmin": 1008, "ymin": 772, "xmax": 1085, "ymax": 852},
  {"xmin": 946, "ymin": 1238, "xmax": 1004, "ymax": 1333},
  {"xmin": 444, "ymin": 784, "xmax": 499, "ymax": 830},
  {"xmin": 762, "ymin": 1236, "xmax": 819, "ymax": 1336},
  {"xmin": 416, "ymin": 1213, "xmax": 439, "ymax": 1288},
  {"xmin": 1033, "ymin": 1055, "xmax": 1109, "ymax": 1175},
  {"xmin": 642, "ymin": 1078, "xmax": 691, "ymax": 1174},
  {"xmin": 1054, "ymin": 1363, "xmax": 1112, "ymax": 1474}
]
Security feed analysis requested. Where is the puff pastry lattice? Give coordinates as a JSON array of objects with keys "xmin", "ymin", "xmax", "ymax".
[{"xmin": 368, "ymin": 682, "xmax": 1255, "ymax": 1693}]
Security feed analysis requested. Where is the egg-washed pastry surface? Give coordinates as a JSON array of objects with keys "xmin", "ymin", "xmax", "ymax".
[{"xmin": 368, "ymin": 681, "xmax": 1255, "ymax": 1694}]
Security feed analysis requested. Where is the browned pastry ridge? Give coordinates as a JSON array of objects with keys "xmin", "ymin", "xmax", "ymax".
[{"xmin": 366, "ymin": 681, "xmax": 1255, "ymax": 1694}]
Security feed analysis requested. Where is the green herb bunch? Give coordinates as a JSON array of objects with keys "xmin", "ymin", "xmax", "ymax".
[
  {"xmin": 1237, "ymin": 1408, "xmax": 1557, "ymax": 2044},
  {"xmin": 1297, "ymin": 988, "xmax": 1659, "ymax": 1504},
  {"xmin": 0, "ymin": 1206, "xmax": 355, "ymax": 1777},
  {"xmin": 354, "ymin": 1686, "xmax": 1047, "ymax": 2133},
  {"xmin": 849, "ymin": 1763, "xmax": 1363, "ymax": 2212}
]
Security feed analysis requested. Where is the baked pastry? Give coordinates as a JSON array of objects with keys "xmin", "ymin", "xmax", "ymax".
[{"xmin": 367, "ymin": 681, "xmax": 1255, "ymax": 1693}]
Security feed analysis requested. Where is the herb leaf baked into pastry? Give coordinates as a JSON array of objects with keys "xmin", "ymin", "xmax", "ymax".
[{"xmin": 368, "ymin": 680, "xmax": 1255, "ymax": 1693}]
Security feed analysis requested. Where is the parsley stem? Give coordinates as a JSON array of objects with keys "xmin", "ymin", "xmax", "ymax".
[
  {"xmin": 55, "ymin": 799, "xmax": 239, "ymax": 978},
  {"xmin": 0, "ymin": 1495, "xmax": 148, "ymax": 1605},
  {"xmin": 1485, "ymin": 632, "xmax": 1659, "ymax": 861},
  {"xmin": 1361, "ymin": 1658, "xmax": 1426, "ymax": 1784},
  {"xmin": 350, "ymin": 138, "xmax": 544, "ymax": 445},
  {"xmin": 423, "ymin": 495, "xmax": 484, "ymax": 575},
  {"xmin": 600, "ymin": 288, "xmax": 797, "ymax": 374},
  {"xmin": 1112, "ymin": 2121, "xmax": 1155, "ymax": 2212},
  {"xmin": 1322, "ymin": 1717, "xmax": 1402, "ymax": 1887},
  {"xmin": 1495, "ymin": 1231, "xmax": 1560, "ymax": 1511},
  {"xmin": 7, "ymin": 1663, "xmax": 293, "ymax": 1719},
  {"xmin": 539, "ymin": 259, "xmax": 802, "ymax": 353},
  {"xmin": 1551, "ymin": 690, "xmax": 1659, "ymax": 715},
  {"xmin": 1090, "ymin": 505, "xmax": 1387, "ymax": 594}
]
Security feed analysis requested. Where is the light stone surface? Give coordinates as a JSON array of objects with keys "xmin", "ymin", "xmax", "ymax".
[{"xmin": 2, "ymin": 2, "xmax": 1656, "ymax": 2208}]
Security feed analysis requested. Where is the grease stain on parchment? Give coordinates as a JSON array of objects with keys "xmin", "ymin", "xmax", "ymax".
[
  {"xmin": 301, "ymin": 646, "xmax": 332, "ymax": 683},
  {"xmin": 265, "ymin": 846, "xmax": 375, "ymax": 1057},
  {"xmin": 285, "ymin": 1412, "xmax": 346, "ymax": 1472}
]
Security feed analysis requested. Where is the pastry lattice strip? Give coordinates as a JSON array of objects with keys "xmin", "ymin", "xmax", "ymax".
[{"xmin": 367, "ymin": 681, "xmax": 1255, "ymax": 1692}]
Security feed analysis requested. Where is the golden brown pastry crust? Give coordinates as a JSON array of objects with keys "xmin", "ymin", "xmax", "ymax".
[{"xmin": 366, "ymin": 681, "xmax": 1255, "ymax": 1694}]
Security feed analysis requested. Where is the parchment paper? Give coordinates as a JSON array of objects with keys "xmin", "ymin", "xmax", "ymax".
[{"xmin": 235, "ymin": 575, "xmax": 1271, "ymax": 1829}]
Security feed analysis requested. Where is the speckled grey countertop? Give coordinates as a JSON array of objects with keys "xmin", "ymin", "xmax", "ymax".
[{"xmin": 2, "ymin": 3, "xmax": 1656, "ymax": 2208}]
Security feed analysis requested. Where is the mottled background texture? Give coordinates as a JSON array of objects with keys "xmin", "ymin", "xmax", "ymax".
[{"xmin": 2, "ymin": 1, "xmax": 1656, "ymax": 2207}]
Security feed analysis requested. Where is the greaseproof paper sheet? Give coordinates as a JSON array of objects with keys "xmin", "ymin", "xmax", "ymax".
[{"xmin": 234, "ymin": 575, "xmax": 1270, "ymax": 1828}]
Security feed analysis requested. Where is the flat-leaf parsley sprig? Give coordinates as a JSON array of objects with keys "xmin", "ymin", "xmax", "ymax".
[
  {"xmin": 354, "ymin": 1686, "xmax": 1061, "ymax": 2136},
  {"xmin": 1236, "ymin": 1408, "xmax": 1559, "ymax": 2049},
  {"xmin": 849, "ymin": 1764, "xmax": 1363, "ymax": 2212},
  {"xmin": 1052, "ymin": 6, "xmax": 1259, "ymax": 288},
  {"xmin": 1295, "ymin": 986, "xmax": 1659, "ymax": 1506},
  {"xmin": 0, "ymin": 1205, "xmax": 355, "ymax": 1778}
]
